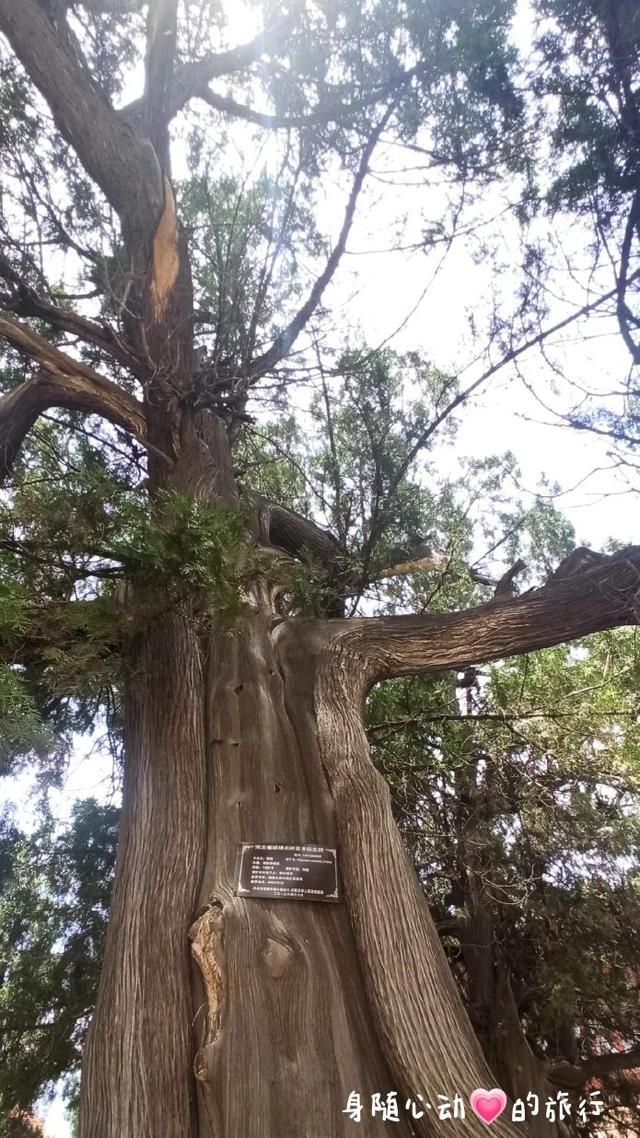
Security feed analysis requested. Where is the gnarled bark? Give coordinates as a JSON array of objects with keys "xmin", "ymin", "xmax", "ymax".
[
  {"xmin": 80, "ymin": 607, "xmax": 208, "ymax": 1138},
  {"xmin": 190, "ymin": 611, "xmax": 412, "ymax": 1138}
]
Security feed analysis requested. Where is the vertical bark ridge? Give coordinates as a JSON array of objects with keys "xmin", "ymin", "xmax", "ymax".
[
  {"xmin": 79, "ymin": 609, "xmax": 208, "ymax": 1138},
  {"xmin": 191, "ymin": 613, "xmax": 413, "ymax": 1137},
  {"xmin": 307, "ymin": 635, "xmax": 527, "ymax": 1138}
]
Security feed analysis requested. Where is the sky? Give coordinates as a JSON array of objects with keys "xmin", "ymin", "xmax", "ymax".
[{"xmin": 2, "ymin": 1, "xmax": 638, "ymax": 1135}]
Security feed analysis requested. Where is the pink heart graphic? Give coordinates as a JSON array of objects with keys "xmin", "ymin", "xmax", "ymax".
[{"xmin": 469, "ymin": 1088, "xmax": 507, "ymax": 1125}]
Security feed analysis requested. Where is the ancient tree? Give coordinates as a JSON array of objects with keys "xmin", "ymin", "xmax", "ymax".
[{"xmin": 0, "ymin": 2, "xmax": 639, "ymax": 1137}]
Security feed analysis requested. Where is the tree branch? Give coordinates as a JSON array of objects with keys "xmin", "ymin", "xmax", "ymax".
[
  {"xmin": 197, "ymin": 67, "xmax": 418, "ymax": 132},
  {"xmin": 0, "ymin": 368, "xmax": 146, "ymax": 485},
  {"xmin": 335, "ymin": 548, "xmax": 640, "ymax": 685},
  {"xmin": 0, "ymin": 313, "xmax": 143, "ymax": 413},
  {"xmin": 0, "ymin": 0, "xmax": 163, "ymax": 226},
  {"xmin": 0, "ymin": 254, "xmax": 140, "ymax": 372},
  {"xmin": 143, "ymin": 0, "xmax": 178, "ymax": 166},
  {"xmin": 120, "ymin": 17, "xmax": 295, "ymax": 127},
  {"xmin": 617, "ymin": 188, "xmax": 640, "ymax": 364},
  {"xmin": 248, "ymin": 111, "xmax": 392, "ymax": 381},
  {"xmin": 0, "ymin": 313, "xmax": 152, "ymax": 481},
  {"xmin": 198, "ymin": 88, "xmax": 332, "ymax": 130},
  {"xmin": 79, "ymin": 0, "xmax": 145, "ymax": 12},
  {"xmin": 549, "ymin": 1046, "xmax": 640, "ymax": 1089},
  {"xmin": 360, "ymin": 268, "xmax": 640, "ymax": 562},
  {"xmin": 249, "ymin": 492, "xmax": 342, "ymax": 569}
]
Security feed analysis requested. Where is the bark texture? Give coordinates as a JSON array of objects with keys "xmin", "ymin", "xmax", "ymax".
[
  {"xmin": 80, "ymin": 610, "xmax": 208, "ymax": 1138},
  {"xmin": 190, "ymin": 613, "xmax": 412, "ymax": 1138},
  {"xmin": 278, "ymin": 625, "xmax": 525, "ymax": 1138}
]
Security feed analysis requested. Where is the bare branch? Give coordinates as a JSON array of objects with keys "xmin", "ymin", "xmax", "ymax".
[
  {"xmin": 334, "ymin": 548, "xmax": 640, "ymax": 685},
  {"xmin": 0, "ymin": 313, "xmax": 152, "ymax": 481},
  {"xmin": 550, "ymin": 1046, "xmax": 640, "ymax": 1089},
  {"xmin": 197, "ymin": 68, "xmax": 419, "ymax": 132},
  {"xmin": 0, "ymin": 368, "xmax": 144, "ymax": 485},
  {"xmin": 0, "ymin": 254, "xmax": 140, "ymax": 372},
  {"xmin": 197, "ymin": 88, "xmax": 332, "ymax": 130},
  {"xmin": 379, "ymin": 269, "xmax": 640, "ymax": 530},
  {"xmin": 120, "ymin": 17, "xmax": 295, "ymax": 126},
  {"xmin": 617, "ymin": 188, "xmax": 640, "ymax": 363},
  {"xmin": 0, "ymin": 313, "xmax": 142, "ymax": 409},
  {"xmin": 248, "ymin": 111, "xmax": 393, "ymax": 381}
]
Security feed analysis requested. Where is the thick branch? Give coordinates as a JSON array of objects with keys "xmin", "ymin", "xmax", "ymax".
[
  {"xmin": 0, "ymin": 0, "xmax": 163, "ymax": 226},
  {"xmin": 0, "ymin": 368, "xmax": 146, "ymax": 484},
  {"xmin": 143, "ymin": 0, "xmax": 178, "ymax": 165},
  {"xmin": 549, "ymin": 1046, "xmax": 640, "ymax": 1089},
  {"xmin": 338, "ymin": 548, "xmax": 640, "ymax": 684},
  {"xmin": 120, "ymin": 17, "xmax": 294, "ymax": 126},
  {"xmin": 0, "ymin": 255, "xmax": 140, "ymax": 372},
  {"xmin": 249, "ymin": 492, "xmax": 342, "ymax": 569},
  {"xmin": 0, "ymin": 314, "xmax": 149, "ymax": 481},
  {"xmin": 0, "ymin": 314, "xmax": 144, "ymax": 414}
]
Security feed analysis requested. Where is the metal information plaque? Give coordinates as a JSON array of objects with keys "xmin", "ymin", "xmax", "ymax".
[{"xmin": 236, "ymin": 843, "xmax": 340, "ymax": 902}]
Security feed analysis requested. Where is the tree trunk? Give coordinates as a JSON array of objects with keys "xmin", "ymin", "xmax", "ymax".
[
  {"xmin": 79, "ymin": 607, "xmax": 208, "ymax": 1137},
  {"xmin": 79, "ymin": 592, "xmax": 527, "ymax": 1138},
  {"xmin": 191, "ymin": 610, "xmax": 411, "ymax": 1137},
  {"xmin": 494, "ymin": 969, "xmax": 573, "ymax": 1138}
]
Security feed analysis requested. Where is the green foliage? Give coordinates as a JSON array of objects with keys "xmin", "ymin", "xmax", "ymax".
[
  {"xmin": 526, "ymin": 0, "xmax": 640, "ymax": 380},
  {"xmin": 181, "ymin": 172, "xmax": 318, "ymax": 376},
  {"xmin": 0, "ymin": 801, "xmax": 118, "ymax": 1126},
  {"xmin": 0, "ymin": 667, "xmax": 55, "ymax": 773},
  {"xmin": 534, "ymin": 0, "xmax": 640, "ymax": 210},
  {"xmin": 309, "ymin": 348, "xmax": 455, "ymax": 563},
  {"xmin": 106, "ymin": 489, "xmax": 256, "ymax": 618},
  {"xmin": 368, "ymin": 627, "xmax": 640, "ymax": 1127}
]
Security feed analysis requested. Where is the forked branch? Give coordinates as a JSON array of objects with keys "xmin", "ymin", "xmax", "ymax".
[
  {"xmin": 0, "ymin": 314, "xmax": 148, "ymax": 482},
  {"xmin": 337, "ymin": 548, "xmax": 640, "ymax": 684},
  {"xmin": 121, "ymin": 15, "xmax": 296, "ymax": 126},
  {"xmin": 0, "ymin": 255, "xmax": 140, "ymax": 372},
  {"xmin": 248, "ymin": 110, "xmax": 392, "ymax": 381},
  {"xmin": 0, "ymin": 0, "xmax": 163, "ymax": 227}
]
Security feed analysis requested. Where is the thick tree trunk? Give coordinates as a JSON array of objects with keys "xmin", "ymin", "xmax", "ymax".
[
  {"xmin": 79, "ymin": 608, "xmax": 208, "ymax": 1137},
  {"xmin": 79, "ymin": 595, "xmax": 528, "ymax": 1138},
  {"xmin": 493, "ymin": 969, "xmax": 573, "ymax": 1138},
  {"xmin": 191, "ymin": 610, "xmax": 411, "ymax": 1137}
]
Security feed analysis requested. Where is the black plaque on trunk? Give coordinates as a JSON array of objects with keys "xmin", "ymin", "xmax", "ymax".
[{"xmin": 236, "ymin": 843, "xmax": 340, "ymax": 902}]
